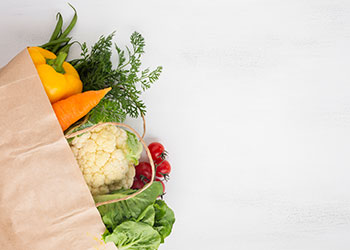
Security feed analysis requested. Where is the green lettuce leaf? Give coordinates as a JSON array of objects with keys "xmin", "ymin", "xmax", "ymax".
[
  {"xmin": 94, "ymin": 188, "xmax": 135, "ymax": 203},
  {"xmin": 153, "ymin": 200, "xmax": 175, "ymax": 243},
  {"xmin": 104, "ymin": 221, "xmax": 161, "ymax": 250},
  {"xmin": 125, "ymin": 130, "xmax": 143, "ymax": 165},
  {"xmin": 94, "ymin": 182, "xmax": 163, "ymax": 230},
  {"xmin": 136, "ymin": 204, "xmax": 155, "ymax": 226}
]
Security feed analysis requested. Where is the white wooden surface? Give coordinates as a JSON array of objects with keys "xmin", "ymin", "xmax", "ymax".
[{"xmin": 1, "ymin": 1, "xmax": 350, "ymax": 249}]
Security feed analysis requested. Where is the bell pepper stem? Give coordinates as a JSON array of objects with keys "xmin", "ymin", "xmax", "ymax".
[{"xmin": 47, "ymin": 52, "xmax": 67, "ymax": 74}]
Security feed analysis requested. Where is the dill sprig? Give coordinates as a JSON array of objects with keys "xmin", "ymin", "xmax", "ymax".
[{"xmin": 73, "ymin": 31, "xmax": 162, "ymax": 122}]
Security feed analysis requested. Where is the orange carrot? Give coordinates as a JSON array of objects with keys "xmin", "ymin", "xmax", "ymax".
[{"xmin": 52, "ymin": 87, "xmax": 111, "ymax": 131}]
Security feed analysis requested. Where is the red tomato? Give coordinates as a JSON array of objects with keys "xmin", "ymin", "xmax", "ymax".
[
  {"xmin": 155, "ymin": 159, "xmax": 171, "ymax": 179},
  {"xmin": 148, "ymin": 142, "xmax": 166, "ymax": 161},
  {"xmin": 131, "ymin": 177, "xmax": 145, "ymax": 189},
  {"xmin": 135, "ymin": 162, "xmax": 153, "ymax": 181}
]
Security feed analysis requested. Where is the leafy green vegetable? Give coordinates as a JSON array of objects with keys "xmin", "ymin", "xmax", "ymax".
[
  {"xmin": 73, "ymin": 32, "xmax": 162, "ymax": 122},
  {"xmin": 125, "ymin": 130, "xmax": 143, "ymax": 165},
  {"xmin": 88, "ymin": 98, "xmax": 126, "ymax": 124},
  {"xmin": 95, "ymin": 182, "xmax": 175, "ymax": 249},
  {"xmin": 153, "ymin": 200, "xmax": 175, "ymax": 243},
  {"xmin": 154, "ymin": 200, "xmax": 167, "ymax": 220},
  {"xmin": 104, "ymin": 221, "xmax": 161, "ymax": 250},
  {"xmin": 41, "ymin": 4, "xmax": 77, "ymax": 55},
  {"xmin": 136, "ymin": 205, "xmax": 155, "ymax": 226},
  {"xmin": 94, "ymin": 182, "xmax": 163, "ymax": 230}
]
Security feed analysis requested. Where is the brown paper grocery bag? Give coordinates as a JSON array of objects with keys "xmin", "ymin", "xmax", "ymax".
[{"xmin": 0, "ymin": 49, "xmax": 117, "ymax": 250}]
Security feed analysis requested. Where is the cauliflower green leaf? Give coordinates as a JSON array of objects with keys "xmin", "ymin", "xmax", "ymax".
[{"xmin": 125, "ymin": 130, "xmax": 143, "ymax": 165}]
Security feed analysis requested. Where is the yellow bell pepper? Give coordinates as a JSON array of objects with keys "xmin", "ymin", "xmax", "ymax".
[{"xmin": 28, "ymin": 47, "xmax": 82, "ymax": 103}]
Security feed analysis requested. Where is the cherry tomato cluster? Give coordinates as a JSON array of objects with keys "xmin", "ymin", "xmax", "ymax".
[{"xmin": 132, "ymin": 142, "xmax": 171, "ymax": 193}]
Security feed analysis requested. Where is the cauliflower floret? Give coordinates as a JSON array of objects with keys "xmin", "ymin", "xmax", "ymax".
[
  {"xmin": 71, "ymin": 132, "xmax": 91, "ymax": 148},
  {"xmin": 107, "ymin": 164, "xmax": 135, "ymax": 191},
  {"xmin": 70, "ymin": 124, "xmax": 142, "ymax": 195}
]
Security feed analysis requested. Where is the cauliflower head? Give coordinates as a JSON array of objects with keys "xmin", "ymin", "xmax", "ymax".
[{"xmin": 70, "ymin": 124, "xmax": 143, "ymax": 195}]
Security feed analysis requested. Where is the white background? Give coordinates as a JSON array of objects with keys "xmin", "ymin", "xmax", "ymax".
[{"xmin": 1, "ymin": 1, "xmax": 350, "ymax": 249}]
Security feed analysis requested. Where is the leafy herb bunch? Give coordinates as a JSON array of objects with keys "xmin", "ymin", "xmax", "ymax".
[{"xmin": 72, "ymin": 31, "xmax": 162, "ymax": 124}]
